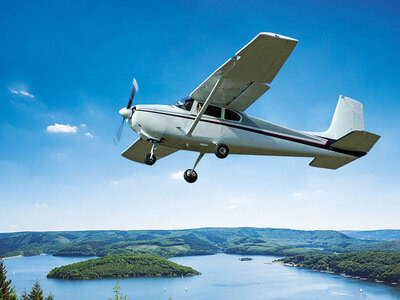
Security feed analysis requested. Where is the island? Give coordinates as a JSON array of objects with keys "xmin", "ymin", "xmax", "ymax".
[
  {"xmin": 47, "ymin": 253, "xmax": 200, "ymax": 280},
  {"xmin": 239, "ymin": 257, "xmax": 253, "ymax": 261},
  {"xmin": 277, "ymin": 251, "xmax": 400, "ymax": 284}
]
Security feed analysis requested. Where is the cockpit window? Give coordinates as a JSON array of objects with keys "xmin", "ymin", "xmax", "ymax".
[
  {"xmin": 173, "ymin": 97, "xmax": 194, "ymax": 111},
  {"xmin": 225, "ymin": 109, "xmax": 241, "ymax": 121}
]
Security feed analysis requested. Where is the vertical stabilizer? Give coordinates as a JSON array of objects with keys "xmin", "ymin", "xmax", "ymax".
[{"xmin": 322, "ymin": 95, "xmax": 364, "ymax": 139}]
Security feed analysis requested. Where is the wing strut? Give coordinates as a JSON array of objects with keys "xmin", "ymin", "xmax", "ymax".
[{"xmin": 186, "ymin": 76, "xmax": 223, "ymax": 136}]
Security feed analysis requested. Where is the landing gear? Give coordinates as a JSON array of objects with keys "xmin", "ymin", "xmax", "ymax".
[
  {"xmin": 184, "ymin": 169, "xmax": 198, "ymax": 183},
  {"xmin": 144, "ymin": 141, "xmax": 158, "ymax": 165},
  {"xmin": 215, "ymin": 143, "xmax": 229, "ymax": 159},
  {"xmin": 184, "ymin": 152, "xmax": 204, "ymax": 183},
  {"xmin": 144, "ymin": 153, "xmax": 156, "ymax": 165}
]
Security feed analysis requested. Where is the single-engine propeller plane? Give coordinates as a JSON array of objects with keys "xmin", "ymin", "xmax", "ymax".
[{"xmin": 114, "ymin": 32, "xmax": 380, "ymax": 183}]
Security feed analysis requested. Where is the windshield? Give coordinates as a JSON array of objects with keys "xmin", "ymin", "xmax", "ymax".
[{"xmin": 173, "ymin": 96, "xmax": 194, "ymax": 111}]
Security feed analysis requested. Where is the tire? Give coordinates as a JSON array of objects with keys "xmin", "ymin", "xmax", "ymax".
[
  {"xmin": 144, "ymin": 153, "xmax": 156, "ymax": 165},
  {"xmin": 215, "ymin": 143, "xmax": 229, "ymax": 159},
  {"xmin": 183, "ymin": 169, "xmax": 198, "ymax": 183}
]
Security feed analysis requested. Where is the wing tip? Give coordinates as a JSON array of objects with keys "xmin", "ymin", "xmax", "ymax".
[{"xmin": 258, "ymin": 32, "xmax": 298, "ymax": 43}]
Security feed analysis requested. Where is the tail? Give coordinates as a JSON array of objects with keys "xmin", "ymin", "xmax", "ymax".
[
  {"xmin": 309, "ymin": 95, "xmax": 380, "ymax": 170},
  {"xmin": 322, "ymin": 95, "xmax": 364, "ymax": 139}
]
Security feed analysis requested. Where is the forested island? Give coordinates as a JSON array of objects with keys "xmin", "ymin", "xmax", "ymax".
[
  {"xmin": 47, "ymin": 253, "xmax": 200, "ymax": 280},
  {"xmin": 278, "ymin": 251, "xmax": 400, "ymax": 283},
  {"xmin": 239, "ymin": 257, "xmax": 253, "ymax": 261}
]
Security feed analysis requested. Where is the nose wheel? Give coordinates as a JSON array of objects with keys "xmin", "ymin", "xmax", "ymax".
[
  {"xmin": 144, "ymin": 141, "xmax": 158, "ymax": 165},
  {"xmin": 144, "ymin": 153, "xmax": 156, "ymax": 165}
]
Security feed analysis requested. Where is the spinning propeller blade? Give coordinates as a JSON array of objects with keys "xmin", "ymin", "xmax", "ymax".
[
  {"xmin": 114, "ymin": 78, "xmax": 139, "ymax": 145},
  {"xmin": 127, "ymin": 78, "xmax": 139, "ymax": 109},
  {"xmin": 113, "ymin": 118, "xmax": 125, "ymax": 145}
]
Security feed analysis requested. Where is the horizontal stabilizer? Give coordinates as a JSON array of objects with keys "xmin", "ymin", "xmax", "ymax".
[
  {"xmin": 309, "ymin": 156, "xmax": 357, "ymax": 170},
  {"xmin": 330, "ymin": 130, "xmax": 380, "ymax": 152},
  {"xmin": 122, "ymin": 138, "xmax": 178, "ymax": 164}
]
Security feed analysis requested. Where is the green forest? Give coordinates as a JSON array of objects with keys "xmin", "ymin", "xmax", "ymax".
[
  {"xmin": 278, "ymin": 251, "xmax": 400, "ymax": 283},
  {"xmin": 47, "ymin": 253, "xmax": 200, "ymax": 280},
  {"xmin": 0, "ymin": 227, "xmax": 370, "ymax": 259}
]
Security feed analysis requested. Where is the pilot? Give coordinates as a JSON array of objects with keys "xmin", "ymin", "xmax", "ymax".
[{"xmin": 196, "ymin": 103, "xmax": 202, "ymax": 112}]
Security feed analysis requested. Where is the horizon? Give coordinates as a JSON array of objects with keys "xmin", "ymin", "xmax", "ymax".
[
  {"xmin": 1, "ymin": 0, "xmax": 399, "ymax": 232},
  {"xmin": 1, "ymin": 226, "xmax": 400, "ymax": 234}
]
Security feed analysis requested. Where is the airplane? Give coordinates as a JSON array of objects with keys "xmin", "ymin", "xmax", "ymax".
[{"xmin": 114, "ymin": 32, "xmax": 380, "ymax": 183}]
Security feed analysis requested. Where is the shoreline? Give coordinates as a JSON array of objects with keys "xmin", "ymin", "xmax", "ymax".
[
  {"xmin": 1, "ymin": 253, "xmax": 48, "ymax": 260},
  {"xmin": 1, "ymin": 255, "xmax": 23, "ymax": 260},
  {"xmin": 277, "ymin": 261, "xmax": 398, "ymax": 285}
]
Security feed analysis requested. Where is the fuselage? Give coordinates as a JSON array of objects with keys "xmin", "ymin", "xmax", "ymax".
[{"xmin": 128, "ymin": 101, "xmax": 361, "ymax": 161}]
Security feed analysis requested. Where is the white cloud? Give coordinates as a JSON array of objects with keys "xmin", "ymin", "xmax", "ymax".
[
  {"xmin": 47, "ymin": 123, "xmax": 78, "ymax": 134},
  {"xmin": 292, "ymin": 192, "xmax": 303, "ymax": 198},
  {"xmin": 56, "ymin": 153, "xmax": 67, "ymax": 159},
  {"xmin": 227, "ymin": 205, "xmax": 238, "ymax": 210},
  {"xmin": 85, "ymin": 132, "xmax": 94, "ymax": 138},
  {"xmin": 170, "ymin": 170, "xmax": 184, "ymax": 180},
  {"xmin": 80, "ymin": 123, "xmax": 87, "ymax": 128},
  {"xmin": 10, "ymin": 89, "xmax": 34, "ymax": 98},
  {"xmin": 10, "ymin": 225, "xmax": 17, "ymax": 229},
  {"xmin": 34, "ymin": 203, "xmax": 47, "ymax": 207},
  {"xmin": 111, "ymin": 180, "xmax": 119, "ymax": 185}
]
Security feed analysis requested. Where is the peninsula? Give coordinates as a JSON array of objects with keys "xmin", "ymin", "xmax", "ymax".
[{"xmin": 277, "ymin": 251, "xmax": 400, "ymax": 284}]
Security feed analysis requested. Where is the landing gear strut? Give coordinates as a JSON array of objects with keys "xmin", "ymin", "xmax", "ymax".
[
  {"xmin": 144, "ymin": 142, "xmax": 158, "ymax": 165},
  {"xmin": 184, "ymin": 152, "xmax": 204, "ymax": 183}
]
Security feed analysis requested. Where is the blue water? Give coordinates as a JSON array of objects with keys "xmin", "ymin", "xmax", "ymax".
[{"xmin": 3, "ymin": 254, "xmax": 400, "ymax": 299}]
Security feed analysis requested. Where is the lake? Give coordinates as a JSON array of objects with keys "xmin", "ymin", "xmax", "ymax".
[{"xmin": 3, "ymin": 254, "xmax": 400, "ymax": 299}]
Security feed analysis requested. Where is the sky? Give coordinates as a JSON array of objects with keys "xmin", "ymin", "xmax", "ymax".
[{"xmin": 0, "ymin": 0, "xmax": 399, "ymax": 233}]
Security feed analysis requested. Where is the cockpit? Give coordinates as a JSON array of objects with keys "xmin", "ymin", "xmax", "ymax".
[
  {"xmin": 173, "ymin": 96, "xmax": 242, "ymax": 122},
  {"xmin": 173, "ymin": 96, "xmax": 194, "ymax": 111}
]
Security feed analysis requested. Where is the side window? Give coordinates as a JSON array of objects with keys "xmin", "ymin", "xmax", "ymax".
[
  {"xmin": 225, "ymin": 109, "xmax": 241, "ymax": 121},
  {"xmin": 204, "ymin": 105, "xmax": 221, "ymax": 118}
]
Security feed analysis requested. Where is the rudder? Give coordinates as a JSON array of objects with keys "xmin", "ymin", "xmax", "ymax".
[{"xmin": 322, "ymin": 95, "xmax": 364, "ymax": 139}]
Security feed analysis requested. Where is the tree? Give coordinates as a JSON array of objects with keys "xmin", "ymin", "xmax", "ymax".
[
  {"xmin": 20, "ymin": 290, "xmax": 29, "ymax": 300},
  {"xmin": 0, "ymin": 260, "xmax": 17, "ymax": 300},
  {"xmin": 109, "ymin": 281, "xmax": 129, "ymax": 300},
  {"xmin": 28, "ymin": 281, "xmax": 43, "ymax": 300}
]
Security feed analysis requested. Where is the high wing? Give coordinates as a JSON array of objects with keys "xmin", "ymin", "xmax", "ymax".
[
  {"xmin": 190, "ymin": 32, "xmax": 298, "ymax": 111},
  {"xmin": 122, "ymin": 138, "xmax": 178, "ymax": 164}
]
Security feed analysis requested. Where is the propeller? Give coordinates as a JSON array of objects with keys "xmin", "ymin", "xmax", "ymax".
[{"xmin": 113, "ymin": 78, "xmax": 139, "ymax": 145}]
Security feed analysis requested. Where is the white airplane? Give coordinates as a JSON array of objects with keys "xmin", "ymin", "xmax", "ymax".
[{"xmin": 114, "ymin": 32, "xmax": 380, "ymax": 183}]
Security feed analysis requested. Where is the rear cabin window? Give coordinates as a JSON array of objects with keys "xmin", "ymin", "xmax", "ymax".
[
  {"xmin": 204, "ymin": 105, "xmax": 222, "ymax": 118},
  {"xmin": 225, "ymin": 109, "xmax": 241, "ymax": 121}
]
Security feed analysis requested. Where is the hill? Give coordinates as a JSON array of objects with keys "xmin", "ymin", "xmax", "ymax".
[
  {"xmin": 0, "ymin": 227, "xmax": 365, "ymax": 259},
  {"xmin": 327, "ymin": 240, "xmax": 400, "ymax": 253},
  {"xmin": 47, "ymin": 253, "xmax": 200, "ymax": 279},
  {"xmin": 341, "ymin": 230, "xmax": 400, "ymax": 241},
  {"xmin": 278, "ymin": 251, "xmax": 400, "ymax": 283}
]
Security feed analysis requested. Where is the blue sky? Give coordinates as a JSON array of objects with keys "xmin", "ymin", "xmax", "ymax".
[{"xmin": 1, "ymin": 0, "xmax": 399, "ymax": 232}]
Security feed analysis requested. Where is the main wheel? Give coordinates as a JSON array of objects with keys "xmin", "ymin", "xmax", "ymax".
[
  {"xmin": 144, "ymin": 153, "xmax": 156, "ymax": 165},
  {"xmin": 215, "ymin": 143, "xmax": 229, "ymax": 159},
  {"xmin": 183, "ymin": 169, "xmax": 198, "ymax": 183}
]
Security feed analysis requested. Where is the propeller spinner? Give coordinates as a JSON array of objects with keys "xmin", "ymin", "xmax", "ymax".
[{"xmin": 113, "ymin": 78, "xmax": 139, "ymax": 145}]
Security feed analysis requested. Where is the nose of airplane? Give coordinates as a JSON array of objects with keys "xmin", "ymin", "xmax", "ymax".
[{"xmin": 119, "ymin": 107, "xmax": 133, "ymax": 119}]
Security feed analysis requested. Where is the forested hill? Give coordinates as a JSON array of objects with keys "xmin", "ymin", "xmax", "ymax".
[
  {"xmin": 0, "ymin": 227, "xmax": 379, "ymax": 259},
  {"xmin": 278, "ymin": 251, "xmax": 400, "ymax": 284},
  {"xmin": 47, "ymin": 253, "xmax": 200, "ymax": 279},
  {"xmin": 341, "ymin": 230, "xmax": 400, "ymax": 241}
]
